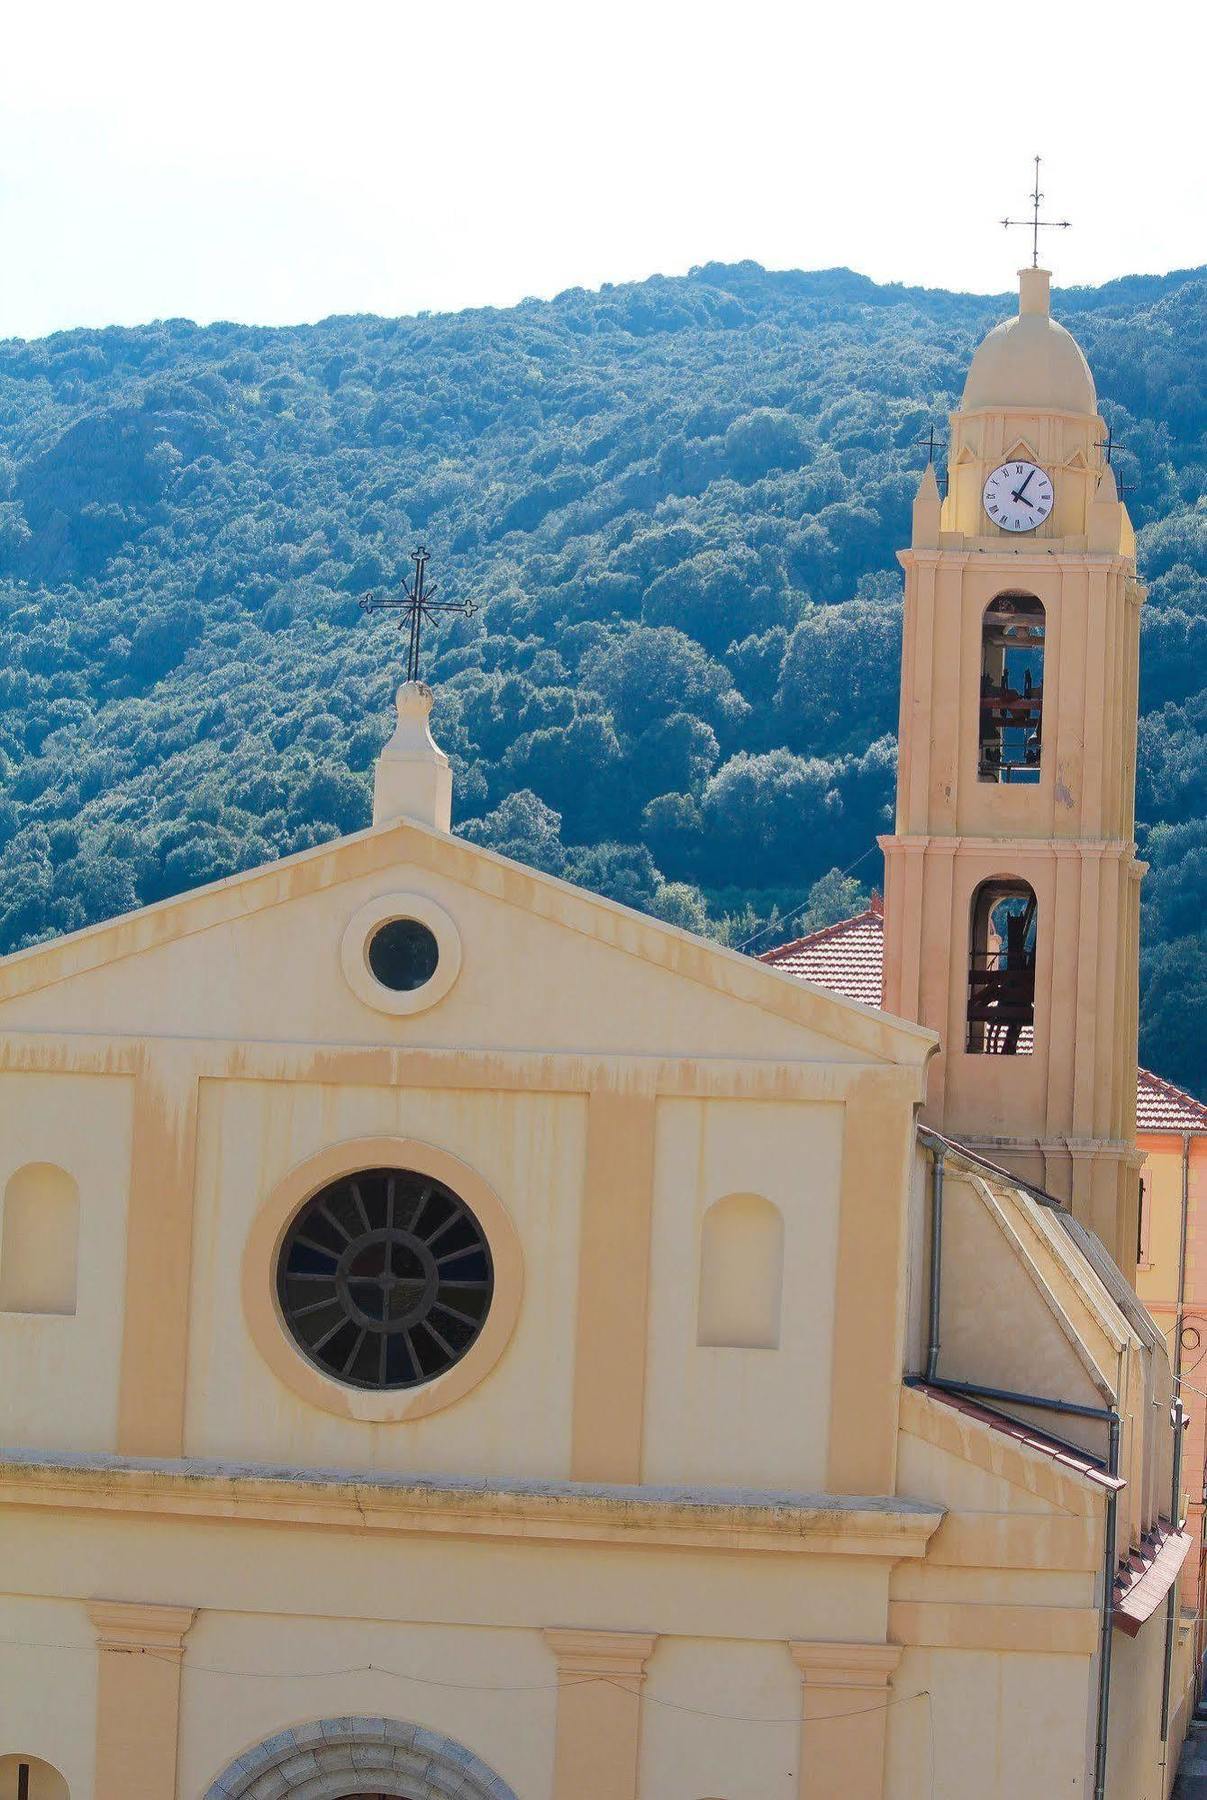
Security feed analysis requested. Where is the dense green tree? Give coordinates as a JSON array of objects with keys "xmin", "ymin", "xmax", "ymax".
[{"xmin": 0, "ymin": 260, "xmax": 1201, "ymax": 1091}]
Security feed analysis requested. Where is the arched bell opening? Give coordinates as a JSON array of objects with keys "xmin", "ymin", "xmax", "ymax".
[
  {"xmin": 966, "ymin": 878, "xmax": 1037, "ymax": 1056},
  {"xmin": 978, "ymin": 593, "xmax": 1045, "ymax": 785}
]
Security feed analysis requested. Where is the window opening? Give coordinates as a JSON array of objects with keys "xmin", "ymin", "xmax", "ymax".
[
  {"xmin": 967, "ymin": 879, "xmax": 1037, "ymax": 1055},
  {"xmin": 979, "ymin": 594, "xmax": 1045, "ymax": 784},
  {"xmin": 277, "ymin": 1167, "xmax": 493, "ymax": 1390},
  {"xmin": 367, "ymin": 918, "xmax": 440, "ymax": 992}
]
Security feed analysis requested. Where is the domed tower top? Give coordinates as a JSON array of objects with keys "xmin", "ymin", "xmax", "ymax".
[{"xmin": 961, "ymin": 268, "xmax": 1096, "ymax": 415}]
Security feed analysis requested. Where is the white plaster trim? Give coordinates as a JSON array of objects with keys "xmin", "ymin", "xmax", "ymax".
[{"xmin": 339, "ymin": 891, "xmax": 462, "ymax": 1017}]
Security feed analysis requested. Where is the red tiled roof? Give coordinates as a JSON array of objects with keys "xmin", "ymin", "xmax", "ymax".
[
  {"xmin": 1136, "ymin": 1067, "xmax": 1207, "ymax": 1135},
  {"xmin": 909, "ymin": 1380, "xmax": 1124, "ymax": 1492},
  {"xmin": 761, "ymin": 902, "xmax": 1205, "ymax": 1128},
  {"xmin": 758, "ymin": 893, "xmax": 885, "ymax": 1008},
  {"xmin": 1113, "ymin": 1523, "xmax": 1193, "ymax": 1636}
]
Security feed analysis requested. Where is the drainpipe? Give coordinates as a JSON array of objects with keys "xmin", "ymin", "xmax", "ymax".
[
  {"xmin": 925, "ymin": 1148, "xmax": 946, "ymax": 1382},
  {"xmin": 1094, "ymin": 1408, "xmax": 1122, "ymax": 1800},
  {"xmin": 1161, "ymin": 1398, "xmax": 1189, "ymax": 1743}
]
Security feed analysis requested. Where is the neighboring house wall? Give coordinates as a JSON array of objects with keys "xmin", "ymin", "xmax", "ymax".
[{"xmin": 1136, "ymin": 1131, "xmax": 1207, "ymax": 1650}]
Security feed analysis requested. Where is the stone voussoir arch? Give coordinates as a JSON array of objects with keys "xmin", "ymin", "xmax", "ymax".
[{"xmin": 203, "ymin": 1715, "xmax": 520, "ymax": 1800}]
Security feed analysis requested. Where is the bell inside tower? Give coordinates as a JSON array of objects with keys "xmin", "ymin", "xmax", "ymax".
[
  {"xmin": 978, "ymin": 594, "xmax": 1045, "ymax": 784},
  {"xmin": 966, "ymin": 878, "xmax": 1037, "ymax": 1056}
]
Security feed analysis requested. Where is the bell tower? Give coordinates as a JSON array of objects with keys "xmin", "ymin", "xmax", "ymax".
[{"xmin": 881, "ymin": 266, "xmax": 1145, "ymax": 1276}]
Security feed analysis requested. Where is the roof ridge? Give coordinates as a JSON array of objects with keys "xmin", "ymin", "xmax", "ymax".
[
  {"xmin": 1138, "ymin": 1065, "xmax": 1207, "ymax": 1108},
  {"xmin": 758, "ymin": 903, "xmax": 884, "ymax": 964}
]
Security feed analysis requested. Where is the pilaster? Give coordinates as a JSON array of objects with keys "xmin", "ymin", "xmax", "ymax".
[
  {"xmin": 789, "ymin": 1640, "xmax": 902, "ymax": 1800},
  {"xmin": 543, "ymin": 1628, "xmax": 657, "ymax": 1800},
  {"xmin": 87, "ymin": 1600, "xmax": 196, "ymax": 1800}
]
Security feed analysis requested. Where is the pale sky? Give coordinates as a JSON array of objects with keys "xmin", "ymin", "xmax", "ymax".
[{"xmin": 2, "ymin": 0, "xmax": 1202, "ymax": 342}]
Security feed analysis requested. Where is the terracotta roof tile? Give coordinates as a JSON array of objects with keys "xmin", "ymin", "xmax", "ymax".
[
  {"xmin": 1136, "ymin": 1067, "xmax": 1207, "ymax": 1134},
  {"xmin": 1113, "ymin": 1523, "xmax": 1193, "ymax": 1636},
  {"xmin": 762, "ymin": 903, "xmax": 1204, "ymax": 1127},
  {"xmin": 758, "ymin": 894, "xmax": 885, "ymax": 1008},
  {"xmin": 908, "ymin": 1380, "xmax": 1124, "ymax": 1491}
]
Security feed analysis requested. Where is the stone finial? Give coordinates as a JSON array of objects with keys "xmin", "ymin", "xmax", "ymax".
[
  {"xmin": 912, "ymin": 461, "xmax": 942, "ymax": 549},
  {"xmin": 373, "ymin": 681, "xmax": 452, "ymax": 832},
  {"xmin": 1088, "ymin": 461, "xmax": 1126, "ymax": 553}
]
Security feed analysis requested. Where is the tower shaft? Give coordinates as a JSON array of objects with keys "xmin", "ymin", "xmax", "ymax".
[{"xmin": 881, "ymin": 271, "xmax": 1144, "ymax": 1277}]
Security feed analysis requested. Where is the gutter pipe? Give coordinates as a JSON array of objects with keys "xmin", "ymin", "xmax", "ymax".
[
  {"xmin": 925, "ymin": 1148, "xmax": 945, "ymax": 1382},
  {"xmin": 1160, "ymin": 1397, "xmax": 1189, "ymax": 1743},
  {"xmin": 1093, "ymin": 1410, "xmax": 1122, "ymax": 1800}
]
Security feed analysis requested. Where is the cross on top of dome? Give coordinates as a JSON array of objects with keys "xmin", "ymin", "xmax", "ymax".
[{"xmin": 1001, "ymin": 155, "xmax": 1072, "ymax": 270}]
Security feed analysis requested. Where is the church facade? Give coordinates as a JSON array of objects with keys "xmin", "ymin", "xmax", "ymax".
[{"xmin": 0, "ymin": 272, "xmax": 1194, "ymax": 1800}]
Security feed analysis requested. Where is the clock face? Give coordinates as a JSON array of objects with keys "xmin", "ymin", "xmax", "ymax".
[{"xmin": 982, "ymin": 460, "xmax": 1054, "ymax": 533}]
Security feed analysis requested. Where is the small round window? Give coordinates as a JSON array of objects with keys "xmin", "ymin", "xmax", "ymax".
[
  {"xmin": 276, "ymin": 1168, "xmax": 494, "ymax": 1390},
  {"xmin": 368, "ymin": 918, "xmax": 440, "ymax": 992}
]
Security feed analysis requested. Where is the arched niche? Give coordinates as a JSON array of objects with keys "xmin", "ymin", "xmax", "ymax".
[
  {"xmin": 966, "ymin": 877, "xmax": 1037, "ymax": 1056},
  {"xmin": 203, "ymin": 1717, "xmax": 518, "ymax": 1799},
  {"xmin": 0, "ymin": 1164, "xmax": 79, "ymax": 1315},
  {"xmin": 978, "ymin": 592, "xmax": 1045, "ymax": 785},
  {"xmin": 0, "ymin": 1755, "xmax": 70, "ymax": 1799},
  {"xmin": 697, "ymin": 1193, "xmax": 784, "ymax": 1350}
]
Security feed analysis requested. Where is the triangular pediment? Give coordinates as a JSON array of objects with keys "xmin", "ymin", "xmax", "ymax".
[
  {"xmin": 0, "ymin": 817, "xmax": 935, "ymax": 1072},
  {"xmin": 1003, "ymin": 435, "xmax": 1039, "ymax": 464},
  {"xmin": 1064, "ymin": 447, "xmax": 1091, "ymax": 472},
  {"xmin": 953, "ymin": 442, "xmax": 980, "ymax": 466}
]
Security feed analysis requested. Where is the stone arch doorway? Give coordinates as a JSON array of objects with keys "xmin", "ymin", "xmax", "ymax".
[{"xmin": 203, "ymin": 1716, "xmax": 519, "ymax": 1800}]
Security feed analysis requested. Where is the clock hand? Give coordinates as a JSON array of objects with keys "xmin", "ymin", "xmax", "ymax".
[{"xmin": 1011, "ymin": 468, "xmax": 1038, "ymax": 503}]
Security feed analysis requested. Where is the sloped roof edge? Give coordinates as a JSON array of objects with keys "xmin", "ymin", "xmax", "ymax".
[{"xmin": 0, "ymin": 815, "xmax": 938, "ymax": 1068}]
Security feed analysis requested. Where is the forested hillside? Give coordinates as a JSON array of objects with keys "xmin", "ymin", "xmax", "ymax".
[{"xmin": 0, "ymin": 261, "xmax": 1203, "ymax": 1088}]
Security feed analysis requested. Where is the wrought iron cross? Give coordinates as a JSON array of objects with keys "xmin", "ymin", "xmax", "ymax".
[
  {"xmin": 1095, "ymin": 422, "xmax": 1122, "ymax": 465},
  {"xmin": 359, "ymin": 547, "xmax": 475, "ymax": 684},
  {"xmin": 1002, "ymin": 156, "xmax": 1071, "ymax": 268},
  {"xmin": 914, "ymin": 425, "xmax": 949, "ymax": 496},
  {"xmin": 915, "ymin": 424, "xmax": 940, "ymax": 466}
]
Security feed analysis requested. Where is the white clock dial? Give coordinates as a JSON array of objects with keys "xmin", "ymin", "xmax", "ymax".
[{"xmin": 982, "ymin": 460, "xmax": 1054, "ymax": 533}]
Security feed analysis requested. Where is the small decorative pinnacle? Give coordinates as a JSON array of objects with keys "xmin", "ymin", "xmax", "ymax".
[
  {"xmin": 373, "ymin": 679, "xmax": 453, "ymax": 832},
  {"xmin": 1001, "ymin": 155, "xmax": 1071, "ymax": 270},
  {"xmin": 359, "ymin": 547, "xmax": 476, "ymax": 684}
]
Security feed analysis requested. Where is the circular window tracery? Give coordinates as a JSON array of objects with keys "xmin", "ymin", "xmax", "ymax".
[{"xmin": 276, "ymin": 1168, "xmax": 494, "ymax": 1390}]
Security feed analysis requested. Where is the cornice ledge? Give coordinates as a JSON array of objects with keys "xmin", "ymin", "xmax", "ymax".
[
  {"xmin": 789, "ymin": 1639, "xmax": 903, "ymax": 1685},
  {"xmin": 0, "ymin": 1451, "xmax": 944, "ymax": 1557},
  {"xmin": 87, "ymin": 1597, "xmax": 197, "ymax": 1650}
]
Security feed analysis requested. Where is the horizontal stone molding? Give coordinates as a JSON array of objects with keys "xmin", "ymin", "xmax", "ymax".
[
  {"xmin": 888, "ymin": 1598, "xmax": 1099, "ymax": 1655},
  {"xmin": 86, "ymin": 1597, "xmax": 196, "ymax": 1654},
  {"xmin": 0, "ymin": 1031, "xmax": 928, "ymax": 1105},
  {"xmin": 790, "ymin": 1640, "xmax": 902, "ymax": 1687},
  {"xmin": 0, "ymin": 1450, "xmax": 944, "ymax": 1558},
  {"xmin": 923, "ymin": 1510, "xmax": 1101, "ymax": 1573},
  {"xmin": 543, "ymin": 1628, "xmax": 658, "ymax": 1681}
]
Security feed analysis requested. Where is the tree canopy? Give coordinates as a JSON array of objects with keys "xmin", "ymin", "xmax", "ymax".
[{"xmin": 0, "ymin": 258, "xmax": 1203, "ymax": 1091}]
